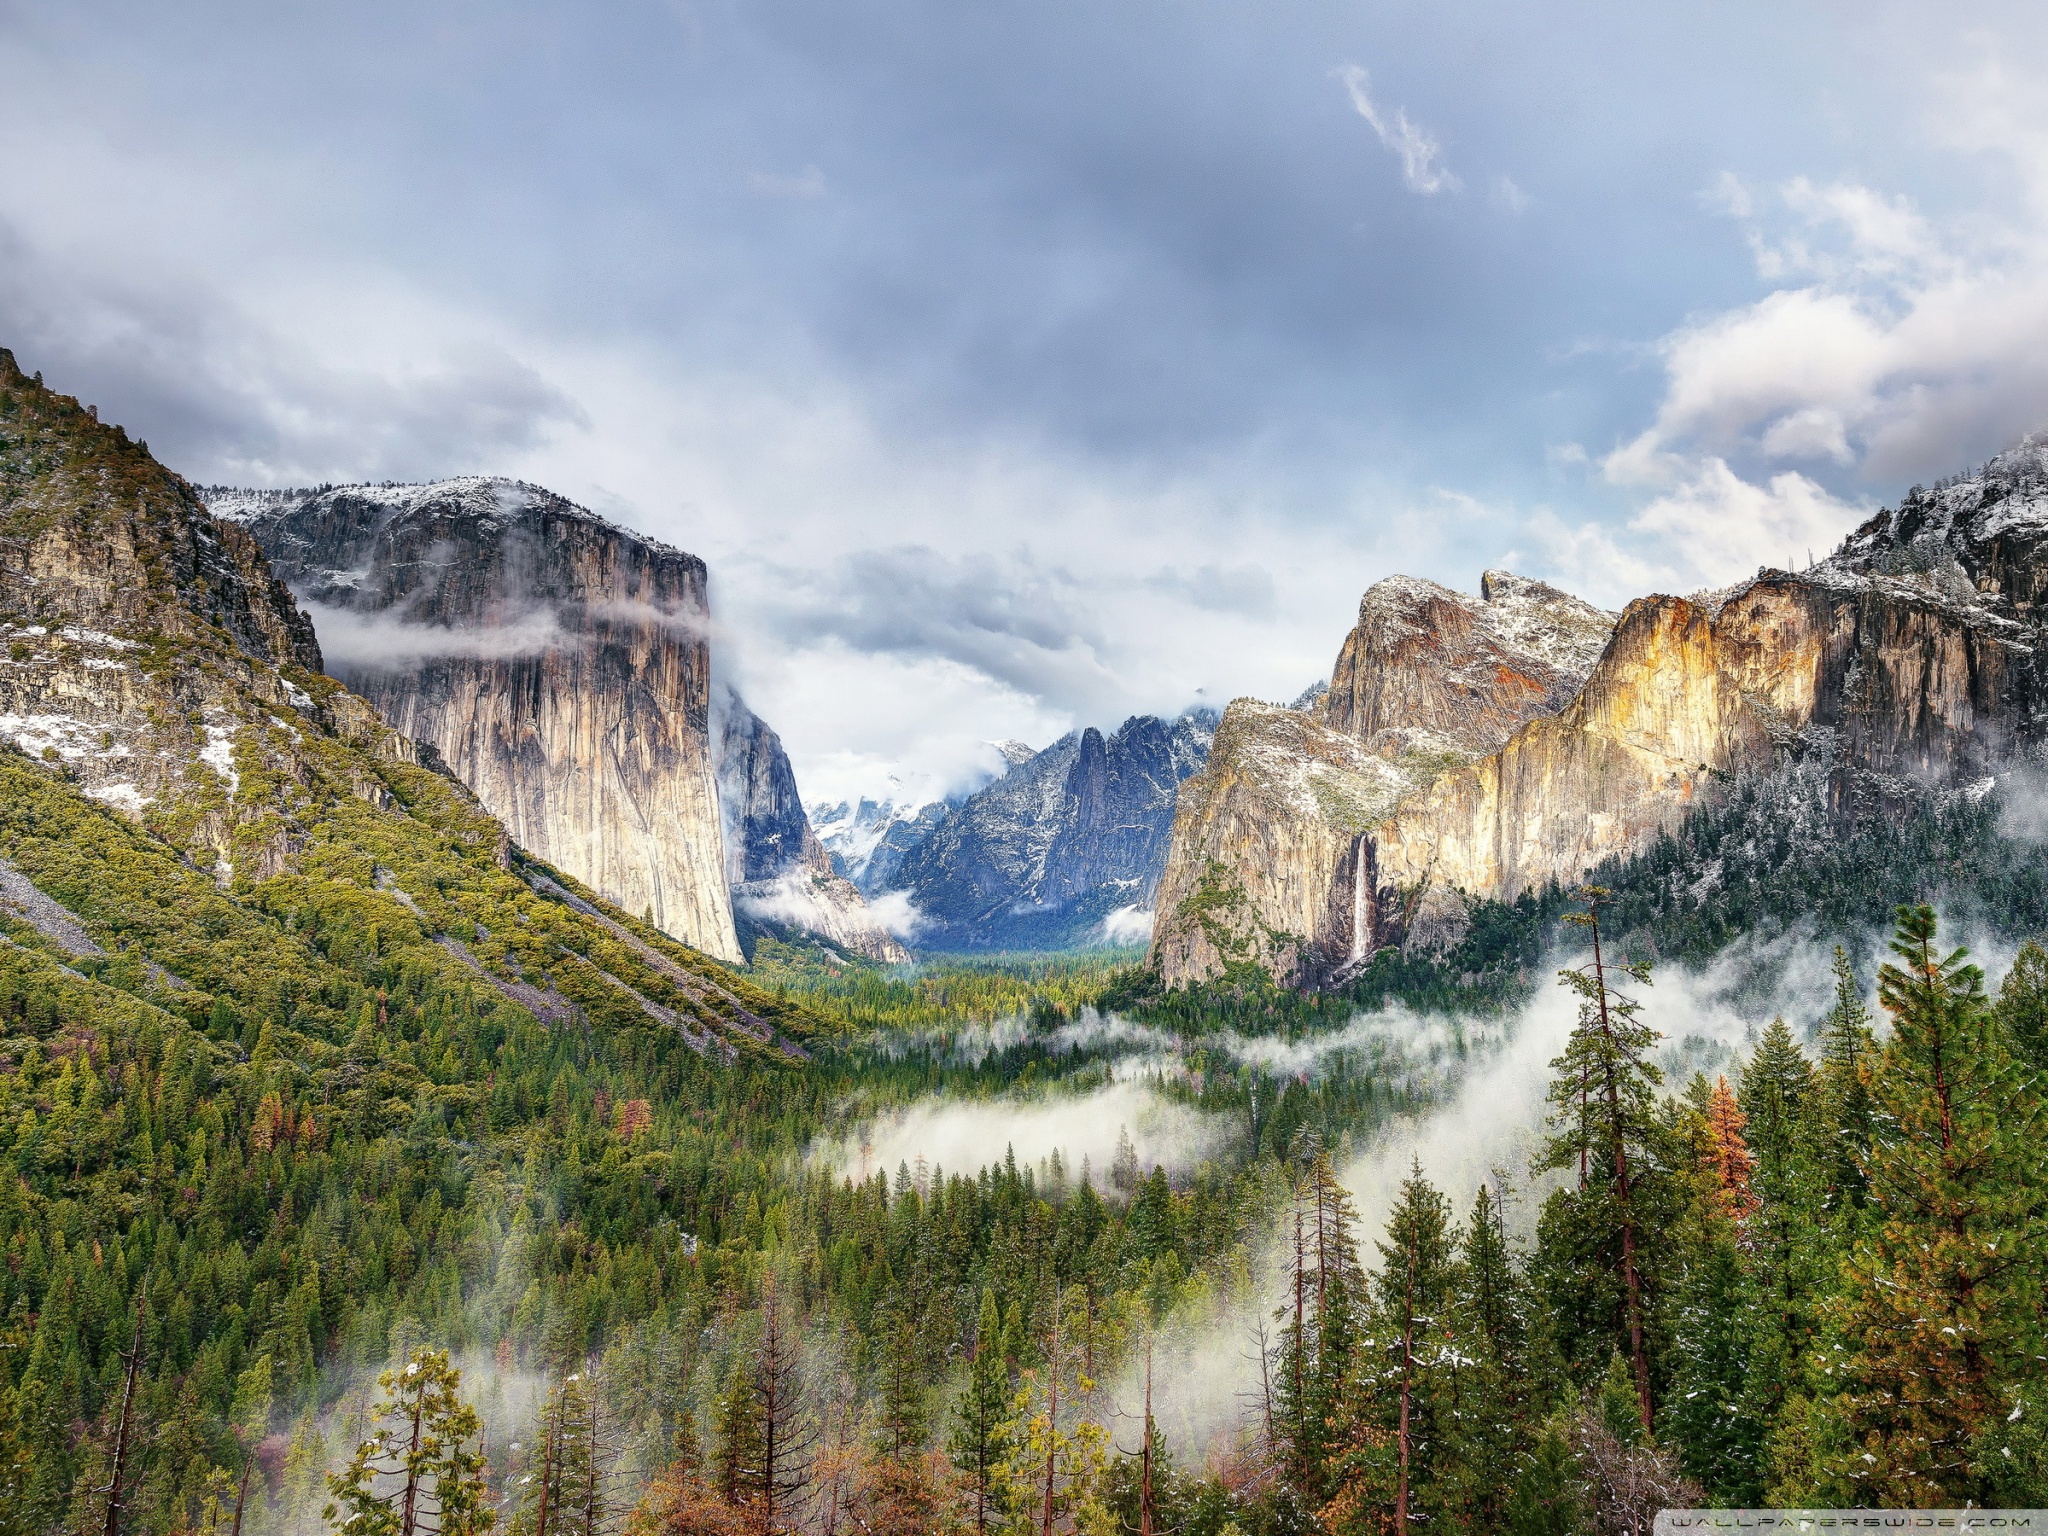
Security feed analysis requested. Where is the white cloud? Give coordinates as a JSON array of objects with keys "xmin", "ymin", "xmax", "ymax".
[
  {"xmin": 748, "ymin": 166, "xmax": 827, "ymax": 199},
  {"xmin": 303, "ymin": 599, "xmax": 568, "ymax": 669},
  {"xmin": 1336, "ymin": 65, "xmax": 1460, "ymax": 196},
  {"xmin": 1614, "ymin": 63, "xmax": 2048, "ymax": 498},
  {"xmin": 861, "ymin": 889, "xmax": 930, "ymax": 941},
  {"xmin": 817, "ymin": 1077, "xmax": 1225, "ymax": 1186},
  {"xmin": 1626, "ymin": 458, "xmax": 1866, "ymax": 587},
  {"xmin": 1551, "ymin": 58, "xmax": 2048, "ymax": 593},
  {"xmin": 1100, "ymin": 904, "xmax": 1153, "ymax": 945},
  {"xmin": 1491, "ymin": 174, "xmax": 1531, "ymax": 214}
]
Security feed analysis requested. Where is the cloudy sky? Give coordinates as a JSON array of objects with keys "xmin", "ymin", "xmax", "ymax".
[{"xmin": 7, "ymin": 2, "xmax": 2048, "ymax": 806}]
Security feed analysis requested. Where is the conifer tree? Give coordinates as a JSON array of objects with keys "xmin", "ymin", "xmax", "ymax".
[
  {"xmin": 1505, "ymin": 1422, "xmax": 1585, "ymax": 1536},
  {"xmin": 1537, "ymin": 889, "xmax": 1662, "ymax": 1433},
  {"xmin": 1995, "ymin": 938, "xmax": 2048, "ymax": 1070},
  {"xmin": 1001, "ymin": 1284, "xmax": 1108, "ymax": 1536},
  {"xmin": 1807, "ymin": 906, "xmax": 2048, "ymax": 1505},
  {"xmin": 877, "ymin": 1304, "xmax": 930, "ymax": 1459},
  {"xmin": 1665, "ymin": 1089, "xmax": 1763, "ymax": 1502},
  {"xmin": 1815, "ymin": 947, "xmax": 1877, "ymax": 1212},
  {"xmin": 950, "ymin": 1291, "xmax": 1012, "ymax": 1536},
  {"xmin": 1273, "ymin": 1146, "xmax": 1362, "ymax": 1506},
  {"xmin": 325, "ymin": 1347, "xmax": 495, "ymax": 1536},
  {"xmin": 1324, "ymin": 1163, "xmax": 1456, "ymax": 1536},
  {"xmin": 1732, "ymin": 1023, "xmax": 1827, "ymax": 1454},
  {"xmin": 1440, "ymin": 1183, "xmax": 1532, "ymax": 1532},
  {"xmin": 1701, "ymin": 1077, "xmax": 1760, "ymax": 1230},
  {"xmin": 712, "ymin": 1362, "xmax": 764, "ymax": 1514}
]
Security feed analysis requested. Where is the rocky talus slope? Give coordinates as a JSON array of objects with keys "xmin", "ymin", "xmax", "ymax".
[
  {"xmin": 1152, "ymin": 570, "xmax": 1617, "ymax": 987},
  {"xmin": 715, "ymin": 690, "xmax": 909, "ymax": 963},
  {"xmin": 891, "ymin": 711, "xmax": 1217, "ymax": 950},
  {"xmin": 209, "ymin": 478, "xmax": 743, "ymax": 961},
  {"xmin": 0, "ymin": 347, "xmax": 826, "ymax": 1054},
  {"xmin": 1155, "ymin": 441, "xmax": 2048, "ymax": 989}
]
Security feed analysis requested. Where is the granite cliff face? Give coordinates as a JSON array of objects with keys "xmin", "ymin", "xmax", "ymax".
[
  {"xmin": 1152, "ymin": 571, "xmax": 1615, "ymax": 986},
  {"xmin": 1154, "ymin": 443, "xmax": 2048, "ymax": 988},
  {"xmin": 209, "ymin": 478, "xmax": 744, "ymax": 961},
  {"xmin": 714, "ymin": 689, "xmax": 909, "ymax": 963},
  {"xmin": 890, "ymin": 710, "xmax": 1217, "ymax": 950}
]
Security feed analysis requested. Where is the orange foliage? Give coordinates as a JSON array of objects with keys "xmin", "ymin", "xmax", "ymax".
[
  {"xmin": 1702, "ymin": 1076, "xmax": 1759, "ymax": 1230},
  {"xmin": 628, "ymin": 1465, "xmax": 750, "ymax": 1536},
  {"xmin": 250, "ymin": 1091, "xmax": 321, "ymax": 1153},
  {"xmin": 615, "ymin": 1098, "xmax": 654, "ymax": 1141}
]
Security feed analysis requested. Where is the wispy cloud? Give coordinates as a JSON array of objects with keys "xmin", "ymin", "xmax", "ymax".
[
  {"xmin": 748, "ymin": 166, "xmax": 826, "ymax": 199},
  {"xmin": 1336, "ymin": 65, "xmax": 1460, "ymax": 196}
]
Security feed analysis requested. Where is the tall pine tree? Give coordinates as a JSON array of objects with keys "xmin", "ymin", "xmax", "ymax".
[
  {"xmin": 1536, "ymin": 889, "xmax": 1663, "ymax": 1433},
  {"xmin": 1806, "ymin": 906, "xmax": 2048, "ymax": 1505}
]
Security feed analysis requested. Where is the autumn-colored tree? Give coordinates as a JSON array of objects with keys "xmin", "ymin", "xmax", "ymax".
[
  {"xmin": 843, "ymin": 1449, "xmax": 961, "ymax": 1536},
  {"xmin": 1701, "ymin": 1078, "xmax": 1759, "ymax": 1232},
  {"xmin": 626, "ymin": 1465, "xmax": 749, "ymax": 1536}
]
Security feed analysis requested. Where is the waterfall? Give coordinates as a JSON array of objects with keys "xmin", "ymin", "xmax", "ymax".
[{"xmin": 1349, "ymin": 835, "xmax": 1368, "ymax": 963}]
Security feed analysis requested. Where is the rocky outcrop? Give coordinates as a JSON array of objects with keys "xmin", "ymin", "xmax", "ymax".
[
  {"xmin": 0, "ymin": 349, "xmax": 335, "ymax": 867},
  {"xmin": 1146, "ymin": 701, "xmax": 1456, "ymax": 985},
  {"xmin": 1155, "ymin": 443, "xmax": 2048, "ymax": 989},
  {"xmin": 210, "ymin": 478, "xmax": 743, "ymax": 961},
  {"xmin": 1367, "ymin": 572, "xmax": 2022, "ymax": 938},
  {"xmin": 1152, "ymin": 570, "xmax": 1615, "ymax": 986},
  {"xmin": 890, "ymin": 710, "xmax": 1217, "ymax": 950},
  {"xmin": 1319, "ymin": 571, "xmax": 1614, "ymax": 753},
  {"xmin": 714, "ymin": 689, "xmax": 909, "ymax": 963}
]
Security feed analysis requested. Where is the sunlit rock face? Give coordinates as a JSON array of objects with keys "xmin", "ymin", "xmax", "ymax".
[
  {"xmin": 714, "ymin": 689, "xmax": 909, "ymax": 964},
  {"xmin": 1369, "ymin": 572, "xmax": 2022, "ymax": 943},
  {"xmin": 1152, "ymin": 570, "xmax": 1616, "ymax": 987},
  {"xmin": 211, "ymin": 477, "xmax": 744, "ymax": 961},
  {"xmin": 1155, "ymin": 441, "xmax": 2048, "ymax": 992}
]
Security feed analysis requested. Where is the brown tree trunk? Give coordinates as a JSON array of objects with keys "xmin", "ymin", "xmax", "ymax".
[
  {"xmin": 1590, "ymin": 911, "xmax": 1654, "ymax": 1434},
  {"xmin": 400, "ymin": 1374, "xmax": 428, "ymax": 1536},
  {"xmin": 99, "ymin": 1312, "xmax": 145, "ymax": 1536},
  {"xmin": 1040, "ymin": 1310, "xmax": 1060, "ymax": 1536},
  {"xmin": 1396, "ymin": 1239, "xmax": 1414, "ymax": 1536},
  {"xmin": 1140, "ymin": 1337, "xmax": 1155, "ymax": 1536},
  {"xmin": 536, "ymin": 1386, "xmax": 561, "ymax": 1536}
]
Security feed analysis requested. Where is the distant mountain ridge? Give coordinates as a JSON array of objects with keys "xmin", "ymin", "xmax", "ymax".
[{"xmin": 883, "ymin": 709, "xmax": 1218, "ymax": 951}]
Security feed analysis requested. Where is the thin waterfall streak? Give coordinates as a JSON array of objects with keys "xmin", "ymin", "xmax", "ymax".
[{"xmin": 1349, "ymin": 836, "xmax": 1368, "ymax": 963}]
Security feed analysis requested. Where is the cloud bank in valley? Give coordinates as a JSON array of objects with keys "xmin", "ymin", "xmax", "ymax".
[{"xmin": 817, "ymin": 1078, "xmax": 1225, "ymax": 1188}]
